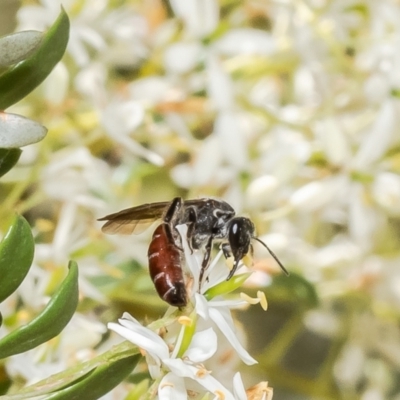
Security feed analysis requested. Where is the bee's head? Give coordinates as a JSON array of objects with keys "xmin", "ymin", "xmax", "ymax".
[
  {"xmin": 226, "ymin": 217, "xmax": 255, "ymax": 279},
  {"xmin": 226, "ymin": 217, "xmax": 289, "ymax": 279}
]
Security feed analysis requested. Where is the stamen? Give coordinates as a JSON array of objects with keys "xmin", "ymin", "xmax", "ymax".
[
  {"xmin": 242, "ymin": 253, "xmax": 253, "ymax": 267},
  {"xmin": 196, "ymin": 365, "xmax": 211, "ymax": 378},
  {"xmin": 214, "ymin": 389, "xmax": 226, "ymax": 400},
  {"xmin": 167, "ymin": 343, "xmax": 174, "ymax": 352},
  {"xmin": 246, "ymin": 381, "xmax": 273, "ymax": 400},
  {"xmin": 263, "ymin": 385, "xmax": 273, "ymax": 400},
  {"xmin": 178, "ymin": 316, "xmax": 192, "ymax": 326},
  {"xmin": 240, "ymin": 292, "xmax": 268, "ymax": 311},
  {"xmin": 240, "ymin": 292, "xmax": 260, "ymax": 305},
  {"xmin": 139, "ymin": 348, "xmax": 147, "ymax": 357},
  {"xmin": 160, "ymin": 381, "xmax": 174, "ymax": 388},
  {"xmin": 257, "ymin": 291, "xmax": 268, "ymax": 311}
]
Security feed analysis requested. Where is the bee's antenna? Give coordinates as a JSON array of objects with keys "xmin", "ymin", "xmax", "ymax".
[{"xmin": 253, "ymin": 236, "xmax": 289, "ymax": 276}]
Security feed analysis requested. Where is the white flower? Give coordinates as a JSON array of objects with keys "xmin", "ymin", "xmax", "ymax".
[
  {"xmin": 245, "ymin": 175, "xmax": 279, "ymax": 210},
  {"xmin": 352, "ymin": 100, "xmax": 396, "ymax": 171},
  {"xmin": 214, "ymin": 111, "xmax": 249, "ymax": 171},
  {"xmin": 170, "ymin": 0, "xmax": 219, "ymax": 38},
  {"xmin": 108, "ymin": 313, "xmax": 169, "ymax": 378},
  {"xmin": 289, "ymin": 177, "xmax": 344, "ymax": 212},
  {"xmin": 372, "ymin": 172, "xmax": 400, "ymax": 215},
  {"xmin": 41, "ymin": 147, "xmax": 111, "ymax": 206},
  {"xmin": 100, "ymin": 100, "xmax": 164, "ymax": 166},
  {"xmin": 108, "ymin": 313, "xmax": 237, "ymax": 399},
  {"xmin": 214, "ymin": 28, "xmax": 277, "ymax": 56},
  {"xmin": 163, "ymin": 41, "xmax": 202, "ymax": 74}
]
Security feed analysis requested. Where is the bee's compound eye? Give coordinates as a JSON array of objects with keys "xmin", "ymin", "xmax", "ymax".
[
  {"xmin": 228, "ymin": 218, "xmax": 244, "ymax": 243},
  {"xmin": 228, "ymin": 217, "xmax": 253, "ymax": 250}
]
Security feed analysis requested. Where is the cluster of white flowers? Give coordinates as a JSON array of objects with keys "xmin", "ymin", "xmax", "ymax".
[{"xmin": 1, "ymin": 0, "xmax": 399, "ymax": 398}]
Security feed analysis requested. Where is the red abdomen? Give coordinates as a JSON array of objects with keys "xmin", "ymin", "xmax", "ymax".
[{"xmin": 148, "ymin": 224, "xmax": 187, "ymax": 307}]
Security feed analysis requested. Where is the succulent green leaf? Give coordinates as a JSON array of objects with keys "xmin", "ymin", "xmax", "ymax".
[
  {"xmin": 0, "ymin": 261, "xmax": 79, "ymax": 359},
  {"xmin": 0, "ymin": 112, "xmax": 47, "ymax": 148},
  {"xmin": 0, "ymin": 214, "xmax": 34, "ymax": 303},
  {"xmin": 4, "ymin": 342, "xmax": 138, "ymax": 399},
  {"xmin": 0, "ymin": 30, "xmax": 43, "ymax": 67},
  {"xmin": 46, "ymin": 354, "xmax": 140, "ymax": 400},
  {"xmin": 0, "ymin": 8, "xmax": 69, "ymax": 110},
  {"xmin": 0, "ymin": 148, "xmax": 22, "ymax": 178}
]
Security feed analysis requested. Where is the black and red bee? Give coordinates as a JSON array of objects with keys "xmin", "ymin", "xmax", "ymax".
[{"xmin": 98, "ymin": 197, "xmax": 288, "ymax": 307}]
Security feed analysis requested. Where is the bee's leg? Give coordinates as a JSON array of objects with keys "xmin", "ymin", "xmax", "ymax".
[
  {"xmin": 198, "ymin": 235, "xmax": 214, "ymax": 290},
  {"xmin": 221, "ymin": 243, "xmax": 231, "ymax": 259},
  {"xmin": 185, "ymin": 207, "xmax": 197, "ymax": 254},
  {"xmin": 164, "ymin": 197, "xmax": 184, "ymax": 249},
  {"xmin": 163, "ymin": 221, "xmax": 176, "ymax": 249},
  {"xmin": 226, "ymin": 258, "xmax": 241, "ymax": 280},
  {"xmin": 221, "ymin": 243, "xmax": 239, "ymax": 281},
  {"xmin": 164, "ymin": 197, "xmax": 183, "ymax": 224}
]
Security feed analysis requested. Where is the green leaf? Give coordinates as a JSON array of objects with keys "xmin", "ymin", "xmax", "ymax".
[
  {"xmin": 6, "ymin": 342, "xmax": 138, "ymax": 399},
  {"xmin": 0, "ymin": 214, "xmax": 34, "ymax": 303},
  {"xmin": 0, "ymin": 8, "xmax": 69, "ymax": 110},
  {"xmin": 0, "ymin": 148, "xmax": 22, "ymax": 178},
  {"xmin": 0, "ymin": 261, "xmax": 79, "ymax": 359},
  {"xmin": 46, "ymin": 354, "xmax": 140, "ymax": 400}
]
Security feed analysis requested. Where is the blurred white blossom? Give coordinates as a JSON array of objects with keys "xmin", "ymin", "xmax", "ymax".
[{"xmin": 4, "ymin": 0, "xmax": 400, "ymax": 398}]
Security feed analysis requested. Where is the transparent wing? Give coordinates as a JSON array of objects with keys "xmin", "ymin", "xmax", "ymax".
[
  {"xmin": 100, "ymin": 218, "xmax": 160, "ymax": 235},
  {"xmin": 98, "ymin": 201, "xmax": 170, "ymax": 235}
]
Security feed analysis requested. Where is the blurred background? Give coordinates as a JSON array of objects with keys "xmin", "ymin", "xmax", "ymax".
[{"xmin": 1, "ymin": 0, "xmax": 400, "ymax": 399}]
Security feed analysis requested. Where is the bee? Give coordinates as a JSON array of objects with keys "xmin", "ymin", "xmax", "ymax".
[{"xmin": 98, "ymin": 197, "xmax": 288, "ymax": 307}]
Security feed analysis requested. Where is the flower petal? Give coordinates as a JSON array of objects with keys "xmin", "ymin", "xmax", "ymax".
[
  {"xmin": 233, "ymin": 372, "xmax": 247, "ymax": 400},
  {"xmin": 162, "ymin": 359, "xmax": 235, "ymax": 400},
  {"xmin": 215, "ymin": 28, "xmax": 276, "ymax": 56},
  {"xmin": 214, "ymin": 112, "xmax": 248, "ymax": 170},
  {"xmin": 159, "ymin": 373, "xmax": 187, "ymax": 400},
  {"xmin": 200, "ymin": 250, "xmax": 226, "ymax": 291},
  {"xmin": 108, "ymin": 320, "xmax": 169, "ymax": 361},
  {"xmin": 208, "ymin": 307, "xmax": 257, "ymax": 365},
  {"xmin": 162, "ymin": 358, "xmax": 189, "ymax": 376},
  {"xmin": 184, "ymin": 328, "xmax": 217, "ymax": 362},
  {"xmin": 194, "ymin": 293, "xmax": 210, "ymax": 319},
  {"xmin": 353, "ymin": 100, "xmax": 395, "ymax": 170},
  {"xmin": 170, "ymin": 0, "xmax": 219, "ymax": 38},
  {"xmin": 209, "ymin": 298, "xmax": 248, "ymax": 309}
]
